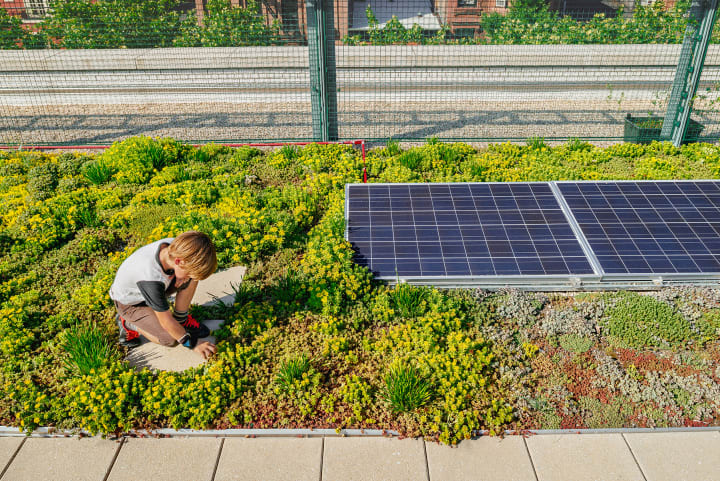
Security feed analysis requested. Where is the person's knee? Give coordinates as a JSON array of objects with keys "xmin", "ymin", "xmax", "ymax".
[{"xmin": 156, "ymin": 334, "xmax": 177, "ymax": 347}]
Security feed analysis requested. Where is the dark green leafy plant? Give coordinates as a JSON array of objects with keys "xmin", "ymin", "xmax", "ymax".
[
  {"xmin": 384, "ymin": 364, "xmax": 432, "ymax": 413},
  {"xmin": 269, "ymin": 271, "xmax": 308, "ymax": 310},
  {"xmin": 62, "ymin": 322, "xmax": 118, "ymax": 375},
  {"xmin": 77, "ymin": 205, "xmax": 100, "ymax": 228},
  {"xmin": 144, "ymin": 141, "xmax": 167, "ymax": 170}
]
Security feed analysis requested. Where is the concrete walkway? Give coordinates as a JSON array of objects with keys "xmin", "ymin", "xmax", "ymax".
[{"xmin": 1, "ymin": 430, "xmax": 719, "ymax": 481}]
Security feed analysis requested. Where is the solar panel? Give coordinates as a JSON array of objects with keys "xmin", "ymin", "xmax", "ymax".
[
  {"xmin": 557, "ymin": 180, "xmax": 720, "ymax": 276},
  {"xmin": 345, "ymin": 182, "xmax": 596, "ymax": 281}
]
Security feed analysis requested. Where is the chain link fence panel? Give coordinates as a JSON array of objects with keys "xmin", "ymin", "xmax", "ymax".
[{"xmin": 0, "ymin": 0, "xmax": 717, "ymax": 145}]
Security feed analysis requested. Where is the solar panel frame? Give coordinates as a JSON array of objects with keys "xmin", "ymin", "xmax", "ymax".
[
  {"xmin": 345, "ymin": 182, "xmax": 601, "ymax": 288},
  {"xmin": 556, "ymin": 179, "xmax": 720, "ymax": 282}
]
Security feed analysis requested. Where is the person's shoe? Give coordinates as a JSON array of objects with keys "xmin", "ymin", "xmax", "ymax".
[
  {"xmin": 179, "ymin": 314, "xmax": 210, "ymax": 339},
  {"xmin": 116, "ymin": 315, "xmax": 141, "ymax": 348}
]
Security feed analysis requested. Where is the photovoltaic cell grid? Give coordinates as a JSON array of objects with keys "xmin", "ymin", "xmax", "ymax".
[
  {"xmin": 558, "ymin": 181, "xmax": 720, "ymax": 275},
  {"xmin": 345, "ymin": 183, "xmax": 595, "ymax": 278}
]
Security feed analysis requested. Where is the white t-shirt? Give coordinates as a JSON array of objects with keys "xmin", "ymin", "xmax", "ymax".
[{"xmin": 108, "ymin": 238, "xmax": 176, "ymax": 311}]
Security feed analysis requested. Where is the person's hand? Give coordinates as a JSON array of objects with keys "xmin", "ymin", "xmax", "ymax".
[{"xmin": 193, "ymin": 341, "xmax": 217, "ymax": 359}]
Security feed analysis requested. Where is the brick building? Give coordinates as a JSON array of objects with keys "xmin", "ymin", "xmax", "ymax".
[
  {"xmin": 2, "ymin": 0, "xmax": 49, "ymax": 19},
  {"xmin": 3, "ymin": 0, "xmax": 511, "ymax": 41}
]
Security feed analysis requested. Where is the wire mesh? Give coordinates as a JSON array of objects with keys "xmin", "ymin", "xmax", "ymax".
[
  {"xmin": 0, "ymin": 0, "xmax": 717, "ymax": 145},
  {"xmin": 0, "ymin": 0, "xmax": 314, "ymax": 146}
]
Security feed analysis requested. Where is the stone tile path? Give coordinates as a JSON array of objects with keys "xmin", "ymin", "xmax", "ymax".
[{"xmin": 1, "ymin": 431, "xmax": 719, "ymax": 481}]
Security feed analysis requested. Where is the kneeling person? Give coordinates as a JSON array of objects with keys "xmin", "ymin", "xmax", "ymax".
[{"xmin": 110, "ymin": 231, "xmax": 218, "ymax": 359}]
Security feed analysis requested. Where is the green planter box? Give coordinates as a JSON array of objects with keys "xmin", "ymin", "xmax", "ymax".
[{"xmin": 624, "ymin": 114, "xmax": 704, "ymax": 144}]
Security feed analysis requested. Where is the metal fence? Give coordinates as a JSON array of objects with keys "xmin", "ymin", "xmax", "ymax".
[{"xmin": 0, "ymin": 0, "xmax": 718, "ymax": 146}]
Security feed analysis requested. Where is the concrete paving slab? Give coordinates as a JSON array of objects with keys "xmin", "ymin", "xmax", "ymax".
[
  {"xmin": 425, "ymin": 436, "xmax": 537, "ymax": 481},
  {"xmin": 0, "ymin": 437, "xmax": 23, "ymax": 475},
  {"xmin": 624, "ymin": 431, "xmax": 720, "ymax": 481},
  {"xmin": 194, "ymin": 266, "xmax": 247, "ymax": 307},
  {"xmin": 125, "ymin": 319, "xmax": 224, "ymax": 372},
  {"xmin": 322, "ymin": 437, "xmax": 428, "ymax": 481},
  {"xmin": 107, "ymin": 437, "xmax": 221, "ymax": 481},
  {"xmin": 526, "ymin": 433, "xmax": 644, "ymax": 481},
  {"xmin": 214, "ymin": 437, "xmax": 322, "ymax": 481},
  {"xmin": 1, "ymin": 437, "xmax": 118, "ymax": 481}
]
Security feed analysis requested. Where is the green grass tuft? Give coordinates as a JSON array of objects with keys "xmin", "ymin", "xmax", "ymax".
[
  {"xmin": 384, "ymin": 364, "xmax": 432, "ymax": 414},
  {"xmin": 391, "ymin": 283, "xmax": 429, "ymax": 318},
  {"xmin": 63, "ymin": 323, "xmax": 118, "ymax": 375},
  {"xmin": 275, "ymin": 355, "xmax": 311, "ymax": 393},
  {"xmin": 83, "ymin": 159, "xmax": 114, "ymax": 185}
]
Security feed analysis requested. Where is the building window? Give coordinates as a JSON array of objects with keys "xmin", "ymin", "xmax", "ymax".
[
  {"xmin": 24, "ymin": 0, "xmax": 49, "ymax": 18},
  {"xmin": 495, "ymin": 0, "xmax": 507, "ymax": 7},
  {"xmin": 454, "ymin": 28, "xmax": 476, "ymax": 38},
  {"xmin": 458, "ymin": 0, "xmax": 477, "ymax": 6}
]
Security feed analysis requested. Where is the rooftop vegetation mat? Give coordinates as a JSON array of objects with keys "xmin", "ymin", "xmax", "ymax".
[{"xmin": 1, "ymin": 137, "xmax": 720, "ymax": 443}]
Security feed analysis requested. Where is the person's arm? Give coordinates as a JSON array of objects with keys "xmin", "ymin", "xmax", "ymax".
[
  {"xmin": 156, "ymin": 309, "xmax": 216, "ymax": 359},
  {"xmin": 155, "ymin": 309, "xmax": 186, "ymax": 340},
  {"xmin": 138, "ymin": 280, "xmax": 216, "ymax": 358},
  {"xmin": 173, "ymin": 279, "xmax": 198, "ymax": 313}
]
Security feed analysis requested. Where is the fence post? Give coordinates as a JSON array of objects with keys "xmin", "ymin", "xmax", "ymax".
[
  {"xmin": 306, "ymin": 0, "xmax": 338, "ymax": 141},
  {"xmin": 662, "ymin": 0, "xmax": 718, "ymax": 147}
]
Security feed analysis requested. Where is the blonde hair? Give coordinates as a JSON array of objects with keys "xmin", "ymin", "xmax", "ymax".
[{"xmin": 167, "ymin": 231, "xmax": 217, "ymax": 280}]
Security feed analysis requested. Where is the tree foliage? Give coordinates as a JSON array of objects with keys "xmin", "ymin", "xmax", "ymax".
[
  {"xmin": 45, "ymin": 0, "xmax": 184, "ymax": 48},
  {"xmin": 480, "ymin": 0, "xmax": 692, "ymax": 45},
  {"xmin": 173, "ymin": 0, "xmax": 280, "ymax": 47},
  {"xmin": 0, "ymin": 8, "xmax": 45, "ymax": 49}
]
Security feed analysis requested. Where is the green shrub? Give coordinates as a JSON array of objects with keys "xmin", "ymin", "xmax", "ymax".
[
  {"xmin": 602, "ymin": 292, "xmax": 695, "ymax": 349},
  {"xmin": 526, "ymin": 136, "xmax": 547, "ymax": 150},
  {"xmin": 383, "ymin": 364, "xmax": 432, "ymax": 413},
  {"xmin": 0, "ymin": 8, "xmax": 45, "ymax": 49},
  {"xmin": 57, "ymin": 175, "xmax": 89, "ymax": 193},
  {"xmin": 62, "ymin": 322, "xmax": 118, "ymax": 375},
  {"xmin": 101, "ymin": 137, "xmax": 182, "ymax": 184},
  {"xmin": 173, "ymin": 0, "xmax": 280, "ymax": 47},
  {"xmin": 56, "ymin": 153, "xmax": 87, "ymax": 177},
  {"xmin": 26, "ymin": 163, "xmax": 59, "ymax": 202},
  {"xmin": 279, "ymin": 145, "xmax": 300, "ymax": 161},
  {"xmin": 559, "ymin": 334, "xmax": 594, "ymax": 353},
  {"xmin": 481, "ymin": 1, "xmax": 689, "ymax": 45},
  {"xmin": 45, "ymin": 0, "xmax": 183, "ymax": 49}
]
